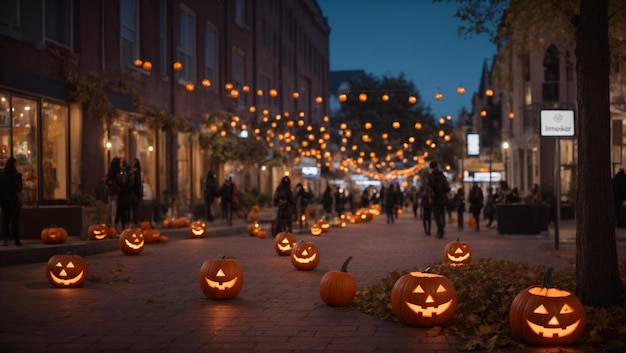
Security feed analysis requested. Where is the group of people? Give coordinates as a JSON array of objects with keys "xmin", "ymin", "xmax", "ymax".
[
  {"xmin": 273, "ymin": 176, "xmax": 313, "ymax": 235},
  {"xmin": 203, "ymin": 171, "xmax": 240, "ymax": 226},
  {"xmin": 105, "ymin": 157, "xmax": 144, "ymax": 230}
]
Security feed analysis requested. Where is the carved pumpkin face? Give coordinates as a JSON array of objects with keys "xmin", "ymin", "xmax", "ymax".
[
  {"xmin": 509, "ymin": 268, "xmax": 585, "ymax": 345},
  {"xmin": 273, "ymin": 231, "xmax": 297, "ymax": 256},
  {"xmin": 41, "ymin": 226, "xmax": 68, "ymax": 244},
  {"xmin": 88, "ymin": 223, "xmax": 109, "ymax": 240},
  {"xmin": 310, "ymin": 223, "xmax": 323, "ymax": 236},
  {"xmin": 198, "ymin": 257, "xmax": 244, "ymax": 299},
  {"xmin": 319, "ymin": 219, "xmax": 330, "ymax": 233},
  {"xmin": 291, "ymin": 241, "xmax": 320, "ymax": 271},
  {"xmin": 45, "ymin": 254, "xmax": 87, "ymax": 288},
  {"xmin": 118, "ymin": 228, "xmax": 145, "ymax": 255},
  {"xmin": 391, "ymin": 270, "xmax": 458, "ymax": 327},
  {"xmin": 443, "ymin": 238, "xmax": 472, "ymax": 266},
  {"xmin": 190, "ymin": 221, "xmax": 207, "ymax": 238}
]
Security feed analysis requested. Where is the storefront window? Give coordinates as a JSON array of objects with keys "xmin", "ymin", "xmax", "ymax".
[
  {"xmin": 11, "ymin": 96, "xmax": 38, "ymax": 206},
  {"xmin": 177, "ymin": 133, "xmax": 191, "ymax": 207},
  {"xmin": 42, "ymin": 101, "xmax": 68, "ymax": 200},
  {"xmin": 108, "ymin": 120, "xmax": 128, "ymax": 165}
]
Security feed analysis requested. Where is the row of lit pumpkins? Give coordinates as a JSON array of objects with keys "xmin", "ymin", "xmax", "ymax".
[{"xmin": 47, "ymin": 221, "xmax": 586, "ymax": 346}]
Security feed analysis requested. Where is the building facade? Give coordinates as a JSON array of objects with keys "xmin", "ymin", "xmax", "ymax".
[{"xmin": 0, "ymin": 0, "xmax": 330, "ymax": 216}]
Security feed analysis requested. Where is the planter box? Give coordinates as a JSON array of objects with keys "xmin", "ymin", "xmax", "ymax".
[{"xmin": 496, "ymin": 203, "xmax": 550, "ymax": 235}]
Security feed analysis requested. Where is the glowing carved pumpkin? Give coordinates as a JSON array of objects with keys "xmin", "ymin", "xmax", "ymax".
[
  {"xmin": 273, "ymin": 231, "xmax": 296, "ymax": 256},
  {"xmin": 310, "ymin": 223, "xmax": 323, "ymax": 236},
  {"xmin": 45, "ymin": 253, "xmax": 87, "ymax": 288},
  {"xmin": 291, "ymin": 241, "xmax": 320, "ymax": 271},
  {"xmin": 319, "ymin": 256, "xmax": 356, "ymax": 306},
  {"xmin": 118, "ymin": 228, "xmax": 145, "ymax": 255},
  {"xmin": 509, "ymin": 268, "xmax": 586, "ymax": 345},
  {"xmin": 190, "ymin": 221, "xmax": 207, "ymax": 238},
  {"xmin": 391, "ymin": 268, "xmax": 458, "ymax": 327},
  {"xmin": 319, "ymin": 219, "xmax": 330, "ymax": 233},
  {"xmin": 41, "ymin": 226, "xmax": 68, "ymax": 244},
  {"xmin": 198, "ymin": 257, "xmax": 244, "ymax": 299},
  {"xmin": 443, "ymin": 237, "xmax": 472, "ymax": 266},
  {"xmin": 88, "ymin": 223, "xmax": 110, "ymax": 240},
  {"xmin": 142, "ymin": 228, "xmax": 161, "ymax": 244}
]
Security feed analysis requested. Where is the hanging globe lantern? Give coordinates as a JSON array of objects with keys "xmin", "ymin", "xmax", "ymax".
[
  {"xmin": 185, "ymin": 83, "xmax": 195, "ymax": 92},
  {"xmin": 392, "ymin": 121, "xmax": 400, "ymax": 129},
  {"xmin": 365, "ymin": 122, "xmax": 372, "ymax": 130},
  {"xmin": 292, "ymin": 91, "xmax": 300, "ymax": 99},
  {"xmin": 134, "ymin": 59, "xmax": 143, "ymax": 67},
  {"xmin": 173, "ymin": 62, "xmax": 183, "ymax": 71},
  {"xmin": 269, "ymin": 88, "xmax": 278, "ymax": 97},
  {"xmin": 435, "ymin": 92, "xmax": 443, "ymax": 100},
  {"xmin": 201, "ymin": 79, "xmax": 211, "ymax": 87},
  {"xmin": 359, "ymin": 93, "xmax": 367, "ymax": 102},
  {"xmin": 338, "ymin": 93, "xmax": 347, "ymax": 102},
  {"xmin": 457, "ymin": 85, "xmax": 466, "ymax": 95},
  {"xmin": 414, "ymin": 122, "xmax": 422, "ymax": 130},
  {"xmin": 408, "ymin": 95, "xmax": 417, "ymax": 104},
  {"xmin": 382, "ymin": 93, "xmax": 390, "ymax": 101},
  {"xmin": 142, "ymin": 61, "xmax": 152, "ymax": 71},
  {"xmin": 315, "ymin": 96, "xmax": 323, "ymax": 104}
]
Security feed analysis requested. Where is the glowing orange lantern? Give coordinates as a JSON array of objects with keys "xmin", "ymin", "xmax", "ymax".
[{"xmin": 172, "ymin": 61, "xmax": 183, "ymax": 71}]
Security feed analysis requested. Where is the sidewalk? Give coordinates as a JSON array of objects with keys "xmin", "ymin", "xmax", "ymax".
[{"xmin": 1, "ymin": 212, "xmax": 625, "ymax": 352}]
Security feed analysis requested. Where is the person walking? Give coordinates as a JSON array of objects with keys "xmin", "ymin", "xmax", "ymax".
[
  {"xmin": 105, "ymin": 157, "xmax": 124, "ymax": 229},
  {"xmin": 322, "ymin": 185, "xmax": 333, "ymax": 219},
  {"xmin": 419, "ymin": 184, "xmax": 433, "ymax": 235},
  {"xmin": 127, "ymin": 159, "xmax": 143, "ymax": 225},
  {"xmin": 203, "ymin": 170, "xmax": 218, "ymax": 221},
  {"xmin": 454, "ymin": 187, "xmax": 466, "ymax": 230},
  {"xmin": 0, "ymin": 157, "xmax": 23, "ymax": 246},
  {"xmin": 219, "ymin": 177, "xmax": 235, "ymax": 225},
  {"xmin": 427, "ymin": 161, "xmax": 450, "ymax": 238},
  {"xmin": 384, "ymin": 183, "xmax": 397, "ymax": 224},
  {"xmin": 295, "ymin": 183, "xmax": 312, "ymax": 229},
  {"xmin": 116, "ymin": 162, "xmax": 133, "ymax": 229},
  {"xmin": 468, "ymin": 182, "xmax": 484, "ymax": 231},
  {"xmin": 273, "ymin": 176, "xmax": 295, "ymax": 234}
]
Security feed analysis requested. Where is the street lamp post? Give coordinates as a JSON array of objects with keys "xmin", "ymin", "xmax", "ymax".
[{"xmin": 502, "ymin": 141, "xmax": 509, "ymax": 183}]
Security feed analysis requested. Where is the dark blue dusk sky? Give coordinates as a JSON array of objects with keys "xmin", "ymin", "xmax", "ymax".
[{"xmin": 317, "ymin": 0, "xmax": 498, "ymax": 120}]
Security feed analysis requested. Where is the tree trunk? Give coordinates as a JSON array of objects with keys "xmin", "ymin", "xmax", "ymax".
[{"xmin": 575, "ymin": 0, "xmax": 623, "ymax": 306}]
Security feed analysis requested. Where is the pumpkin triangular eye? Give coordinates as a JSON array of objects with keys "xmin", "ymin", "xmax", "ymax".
[
  {"xmin": 436, "ymin": 284, "xmax": 447, "ymax": 293},
  {"xmin": 413, "ymin": 285, "xmax": 425, "ymax": 293},
  {"xmin": 560, "ymin": 303, "xmax": 574, "ymax": 314},
  {"xmin": 216, "ymin": 269, "xmax": 226, "ymax": 277},
  {"xmin": 455, "ymin": 248, "xmax": 463, "ymax": 254},
  {"xmin": 55, "ymin": 261, "xmax": 63, "ymax": 267},
  {"xmin": 66, "ymin": 261, "xmax": 75, "ymax": 268},
  {"xmin": 533, "ymin": 304, "xmax": 549, "ymax": 314},
  {"xmin": 281, "ymin": 238, "xmax": 289, "ymax": 244},
  {"xmin": 302, "ymin": 249, "xmax": 309, "ymax": 256}
]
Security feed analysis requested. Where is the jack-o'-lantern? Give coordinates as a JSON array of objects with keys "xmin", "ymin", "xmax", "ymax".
[
  {"xmin": 391, "ymin": 268, "xmax": 458, "ymax": 327},
  {"xmin": 142, "ymin": 227, "xmax": 161, "ymax": 244},
  {"xmin": 88, "ymin": 223, "xmax": 110, "ymax": 240},
  {"xmin": 273, "ymin": 231, "xmax": 296, "ymax": 255},
  {"xmin": 247, "ymin": 222, "xmax": 261, "ymax": 236},
  {"xmin": 319, "ymin": 256, "xmax": 356, "ymax": 306},
  {"xmin": 198, "ymin": 257, "xmax": 244, "ymax": 300},
  {"xmin": 190, "ymin": 221, "xmax": 207, "ymax": 238},
  {"xmin": 41, "ymin": 226, "xmax": 68, "ymax": 244},
  {"xmin": 45, "ymin": 253, "xmax": 87, "ymax": 288},
  {"xmin": 443, "ymin": 237, "xmax": 472, "ymax": 266},
  {"xmin": 291, "ymin": 241, "xmax": 320, "ymax": 271},
  {"xmin": 509, "ymin": 268, "xmax": 586, "ymax": 345},
  {"xmin": 319, "ymin": 219, "xmax": 330, "ymax": 233},
  {"xmin": 118, "ymin": 228, "xmax": 145, "ymax": 255},
  {"xmin": 310, "ymin": 223, "xmax": 323, "ymax": 236}
]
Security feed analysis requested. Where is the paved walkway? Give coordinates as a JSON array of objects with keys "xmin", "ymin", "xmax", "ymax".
[{"xmin": 1, "ymin": 212, "xmax": 624, "ymax": 352}]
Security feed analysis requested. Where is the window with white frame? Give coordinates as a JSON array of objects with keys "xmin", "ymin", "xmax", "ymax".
[
  {"xmin": 179, "ymin": 7, "xmax": 196, "ymax": 83},
  {"xmin": 204, "ymin": 24, "xmax": 217, "ymax": 88},
  {"xmin": 232, "ymin": 47, "xmax": 246, "ymax": 88},
  {"xmin": 120, "ymin": 0, "xmax": 139, "ymax": 68},
  {"xmin": 45, "ymin": 0, "xmax": 72, "ymax": 48}
]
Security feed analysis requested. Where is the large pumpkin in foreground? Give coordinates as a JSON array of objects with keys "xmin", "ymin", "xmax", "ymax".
[
  {"xmin": 319, "ymin": 256, "xmax": 356, "ymax": 306},
  {"xmin": 509, "ymin": 268, "xmax": 586, "ymax": 345},
  {"xmin": 198, "ymin": 257, "xmax": 244, "ymax": 300},
  {"xmin": 391, "ymin": 269, "xmax": 457, "ymax": 327},
  {"xmin": 45, "ymin": 253, "xmax": 88, "ymax": 288}
]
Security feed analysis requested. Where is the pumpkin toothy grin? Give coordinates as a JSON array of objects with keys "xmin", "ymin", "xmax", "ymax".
[
  {"xmin": 405, "ymin": 299, "xmax": 454, "ymax": 317},
  {"xmin": 204, "ymin": 277, "xmax": 238, "ymax": 290},
  {"xmin": 49, "ymin": 270, "xmax": 85, "ymax": 286},
  {"xmin": 124, "ymin": 239, "xmax": 144, "ymax": 249},
  {"xmin": 525, "ymin": 319, "xmax": 581, "ymax": 338},
  {"xmin": 292, "ymin": 253, "xmax": 317, "ymax": 263}
]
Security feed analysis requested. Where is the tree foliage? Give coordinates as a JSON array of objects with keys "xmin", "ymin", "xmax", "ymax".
[
  {"xmin": 333, "ymin": 72, "xmax": 460, "ymax": 174},
  {"xmin": 435, "ymin": 0, "xmax": 625, "ymax": 307}
]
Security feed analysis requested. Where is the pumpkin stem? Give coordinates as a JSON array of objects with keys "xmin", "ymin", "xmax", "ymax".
[
  {"xmin": 542, "ymin": 267, "xmax": 555, "ymax": 289},
  {"xmin": 340, "ymin": 256, "xmax": 353, "ymax": 272},
  {"xmin": 424, "ymin": 266, "xmax": 433, "ymax": 273},
  {"xmin": 456, "ymin": 237, "xmax": 460, "ymax": 242}
]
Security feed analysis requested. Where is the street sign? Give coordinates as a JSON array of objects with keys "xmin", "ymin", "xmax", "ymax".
[{"xmin": 540, "ymin": 110, "xmax": 575, "ymax": 137}]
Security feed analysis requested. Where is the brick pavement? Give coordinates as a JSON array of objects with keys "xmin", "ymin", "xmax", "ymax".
[{"xmin": 1, "ymin": 212, "xmax": 624, "ymax": 353}]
